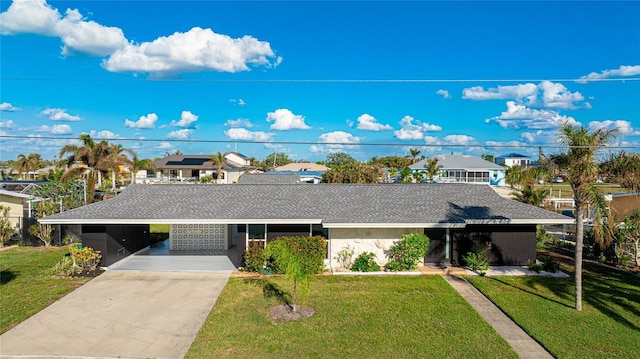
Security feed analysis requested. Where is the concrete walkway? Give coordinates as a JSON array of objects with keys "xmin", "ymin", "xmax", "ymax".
[
  {"xmin": 0, "ymin": 270, "xmax": 231, "ymax": 359},
  {"xmin": 442, "ymin": 274, "xmax": 553, "ymax": 359}
]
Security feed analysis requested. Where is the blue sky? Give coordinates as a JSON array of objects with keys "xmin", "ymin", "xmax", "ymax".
[{"xmin": 1, "ymin": 0, "xmax": 639, "ymax": 163}]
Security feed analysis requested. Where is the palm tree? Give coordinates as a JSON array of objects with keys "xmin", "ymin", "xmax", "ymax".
[
  {"xmin": 59, "ymin": 134, "xmax": 110, "ymax": 203},
  {"xmin": 511, "ymin": 185, "xmax": 550, "ymax": 206},
  {"xmin": 409, "ymin": 148, "xmax": 421, "ymax": 164},
  {"xmin": 99, "ymin": 143, "xmax": 133, "ymax": 191},
  {"xmin": 599, "ymin": 151, "xmax": 640, "ymax": 191},
  {"xmin": 15, "ymin": 154, "xmax": 29, "ymax": 179},
  {"xmin": 423, "ymin": 157, "xmax": 443, "ymax": 183},
  {"xmin": 544, "ymin": 124, "xmax": 617, "ymax": 311},
  {"xmin": 210, "ymin": 151, "xmax": 225, "ymax": 184},
  {"xmin": 129, "ymin": 152, "xmax": 157, "ymax": 184}
]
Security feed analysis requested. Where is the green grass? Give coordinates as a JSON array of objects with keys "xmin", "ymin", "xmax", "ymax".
[
  {"xmin": 187, "ymin": 275, "xmax": 518, "ymax": 358},
  {"xmin": 150, "ymin": 223, "xmax": 169, "ymax": 233},
  {"xmin": 536, "ymin": 183, "xmax": 627, "ymax": 199},
  {"xmin": 0, "ymin": 246, "xmax": 91, "ymax": 334},
  {"xmin": 467, "ymin": 256, "xmax": 640, "ymax": 359}
]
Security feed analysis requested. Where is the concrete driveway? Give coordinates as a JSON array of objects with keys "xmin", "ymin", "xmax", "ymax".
[{"xmin": 0, "ymin": 270, "xmax": 231, "ymax": 359}]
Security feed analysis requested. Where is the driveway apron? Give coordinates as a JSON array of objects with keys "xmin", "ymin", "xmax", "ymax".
[{"xmin": 0, "ymin": 270, "xmax": 231, "ymax": 359}]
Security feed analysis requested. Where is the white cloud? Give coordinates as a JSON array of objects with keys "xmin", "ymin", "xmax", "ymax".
[
  {"xmin": 0, "ymin": 120, "xmax": 17, "ymax": 129},
  {"xmin": 224, "ymin": 127, "xmax": 275, "ymax": 142},
  {"xmin": 394, "ymin": 115, "xmax": 442, "ymax": 140},
  {"xmin": 170, "ymin": 111, "xmax": 198, "ymax": 128},
  {"xmin": 225, "ymin": 118, "xmax": 253, "ymax": 128},
  {"xmin": 444, "ymin": 134, "xmax": 475, "ymax": 145},
  {"xmin": 578, "ymin": 65, "xmax": 640, "ymax": 83},
  {"xmin": 309, "ymin": 131, "xmax": 361, "ymax": 153},
  {"xmin": 230, "ymin": 98, "xmax": 246, "ymax": 106},
  {"xmin": 423, "ymin": 136, "xmax": 442, "ymax": 145},
  {"xmin": 41, "ymin": 108, "xmax": 81, "ymax": 121},
  {"xmin": 520, "ymin": 132, "xmax": 537, "ymax": 143},
  {"xmin": 158, "ymin": 141, "xmax": 174, "ymax": 150},
  {"xmin": 436, "ymin": 89, "xmax": 452, "ymax": 99},
  {"xmin": 103, "ymin": 27, "xmax": 281, "ymax": 74},
  {"xmin": 485, "ymin": 140, "xmax": 526, "ymax": 148},
  {"xmin": 0, "ymin": 0, "xmax": 127, "ymax": 56},
  {"xmin": 166, "ymin": 129, "xmax": 193, "ymax": 140},
  {"xmin": 0, "ymin": 102, "xmax": 19, "ymax": 111},
  {"xmin": 266, "ymin": 108, "xmax": 311, "ymax": 130},
  {"xmin": 37, "ymin": 124, "xmax": 72, "ymax": 134},
  {"xmin": 485, "ymin": 101, "xmax": 580, "ymax": 130},
  {"xmin": 462, "ymin": 81, "xmax": 587, "ymax": 110},
  {"xmin": 355, "ymin": 114, "xmax": 393, "ymax": 131},
  {"xmin": 89, "ymin": 130, "xmax": 120, "ymax": 139},
  {"xmin": 125, "ymin": 113, "xmax": 158, "ymax": 129},
  {"xmin": 589, "ymin": 120, "xmax": 640, "ymax": 136}
]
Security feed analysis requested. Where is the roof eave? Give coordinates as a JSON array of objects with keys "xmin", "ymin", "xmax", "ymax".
[
  {"xmin": 38, "ymin": 218, "xmax": 324, "ymax": 225},
  {"xmin": 322, "ymin": 223, "xmax": 466, "ymax": 228}
]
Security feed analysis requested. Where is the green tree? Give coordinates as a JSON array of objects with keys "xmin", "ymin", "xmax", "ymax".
[
  {"xmin": 424, "ymin": 157, "xmax": 443, "ymax": 183},
  {"xmin": 544, "ymin": 124, "xmax": 617, "ymax": 311},
  {"xmin": 15, "ymin": 153, "xmax": 43, "ymax": 180},
  {"xmin": 59, "ymin": 134, "xmax": 111, "ymax": 202},
  {"xmin": 323, "ymin": 163, "xmax": 384, "ymax": 183},
  {"xmin": 511, "ymin": 184, "xmax": 550, "ymax": 206},
  {"xmin": 481, "ymin": 153, "xmax": 495, "ymax": 163},
  {"xmin": 265, "ymin": 236, "xmax": 326, "ymax": 312},
  {"xmin": 261, "ymin": 152, "xmax": 292, "ymax": 171},
  {"xmin": 373, "ymin": 155, "xmax": 412, "ymax": 169},
  {"xmin": 130, "ymin": 152, "xmax": 157, "ymax": 184},
  {"xmin": 0, "ymin": 205, "xmax": 14, "ymax": 247},
  {"xmin": 29, "ymin": 200, "xmax": 58, "ymax": 246},
  {"xmin": 409, "ymin": 148, "xmax": 422, "ymax": 164},
  {"xmin": 210, "ymin": 151, "xmax": 225, "ymax": 183},
  {"xmin": 599, "ymin": 151, "xmax": 640, "ymax": 191},
  {"xmin": 325, "ymin": 152, "xmax": 356, "ymax": 168},
  {"xmin": 400, "ymin": 166, "xmax": 413, "ymax": 183}
]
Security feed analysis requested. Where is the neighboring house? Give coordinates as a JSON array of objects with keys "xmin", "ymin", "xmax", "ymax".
[
  {"xmin": 0, "ymin": 189, "xmax": 41, "ymax": 240},
  {"xmin": 607, "ymin": 192, "xmax": 640, "ymax": 219},
  {"xmin": 495, "ymin": 153, "xmax": 532, "ymax": 167},
  {"xmin": 410, "ymin": 155, "xmax": 506, "ymax": 186},
  {"xmin": 266, "ymin": 170, "xmax": 323, "ymax": 184},
  {"xmin": 153, "ymin": 152, "xmax": 256, "ymax": 183},
  {"xmin": 39, "ymin": 183, "xmax": 572, "ymax": 268}
]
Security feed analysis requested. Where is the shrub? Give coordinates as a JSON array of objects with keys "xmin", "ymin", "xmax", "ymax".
[
  {"xmin": 351, "ymin": 252, "xmax": 380, "ymax": 272},
  {"xmin": 539, "ymin": 255, "xmax": 559, "ymax": 273},
  {"xmin": 463, "ymin": 243, "xmax": 490, "ymax": 274},
  {"xmin": 335, "ymin": 245, "xmax": 355, "ymax": 269},
  {"xmin": 265, "ymin": 236, "xmax": 326, "ymax": 276},
  {"xmin": 50, "ymin": 256, "xmax": 74, "ymax": 277},
  {"xmin": 70, "ymin": 246, "xmax": 102, "ymax": 272},
  {"xmin": 243, "ymin": 241, "xmax": 266, "ymax": 273},
  {"xmin": 528, "ymin": 260, "xmax": 542, "ymax": 273},
  {"xmin": 385, "ymin": 233, "xmax": 430, "ymax": 271},
  {"xmin": 536, "ymin": 225, "xmax": 555, "ymax": 249}
]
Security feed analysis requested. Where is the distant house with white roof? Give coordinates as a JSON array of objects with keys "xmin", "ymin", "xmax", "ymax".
[
  {"xmin": 495, "ymin": 153, "xmax": 532, "ymax": 168},
  {"xmin": 410, "ymin": 154, "xmax": 506, "ymax": 186}
]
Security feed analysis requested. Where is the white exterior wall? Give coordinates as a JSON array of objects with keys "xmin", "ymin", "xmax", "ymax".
[{"xmin": 329, "ymin": 227, "xmax": 423, "ymax": 270}]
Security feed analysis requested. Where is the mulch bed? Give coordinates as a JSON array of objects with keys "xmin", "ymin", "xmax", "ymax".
[
  {"xmin": 71, "ymin": 268, "xmax": 105, "ymax": 278},
  {"xmin": 268, "ymin": 305, "xmax": 315, "ymax": 323}
]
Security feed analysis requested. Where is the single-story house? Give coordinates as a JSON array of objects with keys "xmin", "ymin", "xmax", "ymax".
[
  {"xmin": 39, "ymin": 183, "xmax": 572, "ymax": 269},
  {"xmin": 410, "ymin": 155, "xmax": 506, "ymax": 186},
  {"xmin": 152, "ymin": 152, "xmax": 256, "ymax": 183},
  {"xmin": 495, "ymin": 153, "xmax": 532, "ymax": 168},
  {"xmin": 0, "ymin": 189, "xmax": 42, "ymax": 241}
]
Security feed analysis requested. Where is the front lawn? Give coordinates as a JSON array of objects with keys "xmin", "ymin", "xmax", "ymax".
[
  {"xmin": 187, "ymin": 275, "xmax": 518, "ymax": 358},
  {"xmin": 0, "ymin": 246, "xmax": 92, "ymax": 334},
  {"xmin": 467, "ymin": 257, "xmax": 640, "ymax": 358}
]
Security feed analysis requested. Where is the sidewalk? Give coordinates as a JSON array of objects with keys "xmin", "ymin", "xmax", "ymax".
[{"xmin": 442, "ymin": 274, "xmax": 553, "ymax": 359}]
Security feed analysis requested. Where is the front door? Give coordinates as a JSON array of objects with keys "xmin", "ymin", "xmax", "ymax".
[{"xmin": 423, "ymin": 229, "xmax": 447, "ymax": 265}]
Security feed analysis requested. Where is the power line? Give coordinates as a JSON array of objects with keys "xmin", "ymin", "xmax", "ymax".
[
  {"xmin": 1, "ymin": 135, "xmax": 638, "ymax": 150},
  {"xmin": 1, "ymin": 77, "xmax": 639, "ymax": 83}
]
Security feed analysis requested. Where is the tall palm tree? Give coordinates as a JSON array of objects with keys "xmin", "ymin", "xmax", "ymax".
[
  {"xmin": 599, "ymin": 151, "xmax": 640, "ymax": 191},
  {"xmin": 210, "ymin": 151, "xmax": 225, "ymax": 184},
  {"xmin": 129, "ymin": 152, "xmax": 157, "ymax": 184},
  {"xmin": 59, "ymin": 134, "xmax": 110, "ymax": 203},
  {"xmin": 409, "ymin": 148, "xmax": 421, "ymax": 164},
  {"xmin": 423, "ymin": 157, "xmax": 443, "ymax": 183},
  {"xmin": 99, "ymin": 143, "xmax": 133, "ymax": 191},
  {"xmin": 544, "ymin": 124, "xmax": 617, "ymax": 311},
  {"xmin": 15, "ymin": 154, "xmax": 30, "ymax": 179}
]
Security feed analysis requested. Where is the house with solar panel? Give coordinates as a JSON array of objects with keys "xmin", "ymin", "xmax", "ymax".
[{"xmin": 152, "ymin": 152, "xmax": 256, "ymax": 183}]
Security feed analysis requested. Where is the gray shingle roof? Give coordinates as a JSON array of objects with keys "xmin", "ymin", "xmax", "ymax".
[
  {"xmin": 239, "ymin": 174, "xmax": 301, "ymax": 184},
  {"xmin": 40, "ymin": 183, "xmax": 573, "ymax": 226}
]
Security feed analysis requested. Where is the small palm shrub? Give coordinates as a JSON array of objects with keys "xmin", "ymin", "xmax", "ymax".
[
  {"xmin": 351, "ymin": 252, "xmax": 381, "ymax": 272},
  {"xmin": 539, "ymin": 255, "xmax": 559, "ymax": 273},
  {"xmin": 463, "ymin": 243, "xmax": 490, "ymax": 275},
  {"xmin": 70, "ymin": 246, "xmax": 102, "ymax": 272}
]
